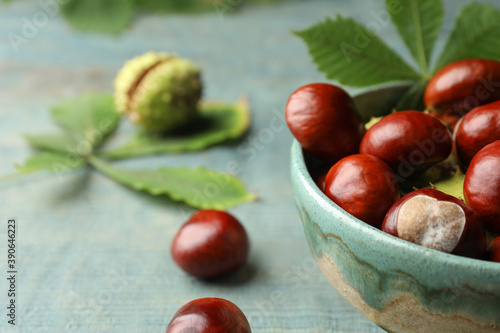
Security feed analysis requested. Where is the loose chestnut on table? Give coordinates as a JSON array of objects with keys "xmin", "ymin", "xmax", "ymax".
[
  {"xmin": 382, "ymin": 188, "xmax": 486, "ymax": 259},
  {"xmin": 324, "ymin": 154, "xmax": 400, "ymax": 228},
  {"xmin": 171, "ymin": 210, "xmax": 249, "ymax": 279},
  {"xmin": 425, "ymin": 58, "xmax": 500, "ymax": 117},
  {"xmin": 359, "ymin": 110, "xmax": 452, "ymax": 178},
  {"xmin": 464, "ymin": 140, "xmax": 500, "ymax": 234},
  {"xmin": 453, "ymin": 100, "xmax": 500, "ymax": 167},
  {"xmin": 166, "ymin": 298, "xmax": 251, "ymax": 333},
  {"xmin": 285, "ymin": 83, "xmax": 365, "ymax": 164}
]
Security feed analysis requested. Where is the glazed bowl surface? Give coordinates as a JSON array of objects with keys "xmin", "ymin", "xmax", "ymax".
[{"xmin": 290, "ymin": 84, "xmax": 500, "ymax": 333}]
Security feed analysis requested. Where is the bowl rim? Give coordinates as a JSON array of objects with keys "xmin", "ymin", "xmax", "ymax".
[{"xmin": 291, "ymin": 139, "xmax": 500, "ymax": 273}]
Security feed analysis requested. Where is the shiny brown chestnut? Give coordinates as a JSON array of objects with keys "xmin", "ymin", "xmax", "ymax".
[
  {"xmin": 382, "ymin": 188, "xmax": 486, "ymax": 259},
  {"xmin": 485, "ymin": 237, "xmax": 500, "ymax": 263},
  {"xmin": 325, "ymin": 154, "xmax": 400, "ymax": 228},
  {"xmin": 453, "ymin": 100, "xmax": 500, "ymax": 167},
  {"xmin": 171, "ymin": 210, "xmax": 249, "ymax": 279},
  {"xmin": 285, "ymin": 83, "xmax": 365, "ymax": 164},
  {"xmin": 425, "ymin": 58, "xmax": 500, "ymax": 117},
  {"xmin": 359, "ymin": 111, "xmax": 452, "ymax": 178},
  {"xmin": 464, "ymin": 140, "xmax": 500, "ymax": 234},
  {"xmin": 166, "ymin": 298, "xmax": 251, "ymax": 333}
]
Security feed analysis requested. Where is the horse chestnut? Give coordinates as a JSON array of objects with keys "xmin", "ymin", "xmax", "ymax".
[
  {"xmin": 171, "ymin": 210, "xmax": 249, "ymax": 279},
  {"xmin": 453, "ymin": 100, "xmax": 500, "ymax": 167},
  {"xmin": 464, "ymin": 140, "xmax": 500, "ymax": 234},
  {"xmin": 382, "ymin": 189, "xmax": 486, "ymax": 259},
  {"xmin": 359, "ymin": 111, "xmax": 452, "ymax": 177},
  {"xmin": 166, "ymin": 298, "xmax": 251, "ymax": 333},
  {"xmin": 485, "ymin": 237, "xmax": 500, "ymax": 263},
  {"xmin": 325, "ymin": 154, "xmax": 400, "ymax": 228},
  {"xmin": 285, "ymin": 83, "xmax": 365, "ymax": 164},
  {"xmin": 424, "ymin": 58, "xmax": 500, "ymax": 117}
]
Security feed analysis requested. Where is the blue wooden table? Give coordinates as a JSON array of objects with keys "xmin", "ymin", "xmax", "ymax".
[{"xmin": 0, "ymin": 0, "xmax": 496, "ymax": 332}]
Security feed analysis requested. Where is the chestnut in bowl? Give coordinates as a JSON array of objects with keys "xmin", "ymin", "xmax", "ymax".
[
  {"xmin": 486, "ymin": 237, "xmax": 500, "ymax": 263},
  {"xmin": 285, "ymin": 83, "xmax": 365, "ymax": 164},
  {"xmin": 453, "ymin": 100, "xmax": 500, "ymax": 167},
  {"xmin": 464, "ymin": 140, "xmax": 500, "ymax": 234},
  {"xmin": 291, "ymin": 84, "xmax": 500, "ymax": 333},
  {"xmin": 325, "ymin": 154, "xmax": 399, "ymax": 228},
  {"xmin": 424, "ymin": 58, "xmax": 500, "ymax": 117},
  {"xmin": 360, "ymin": 110, "xmax": 452, "ymax": 177},
  {"xmin": 382, "ymin": 188, "xmax": 485, "ymax": 259}
]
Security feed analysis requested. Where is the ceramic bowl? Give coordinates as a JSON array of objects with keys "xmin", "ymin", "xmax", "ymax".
[{"xmin": 290, "ymin": 84, "xmax": 500, "ymax": 333}]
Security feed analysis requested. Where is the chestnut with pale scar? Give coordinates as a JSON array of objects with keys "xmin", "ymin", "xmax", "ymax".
[
  {"xmin": 397, "ymin": 195, "xmax": 465, "ymax": 253},
  {"xmin": 382, "ymin": 188, "xmax": 486, "ymax": 259}
]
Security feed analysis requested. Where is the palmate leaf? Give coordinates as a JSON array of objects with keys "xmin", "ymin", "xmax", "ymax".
[
  {"xmin": 135, "ymin": 0, "xmax": 279, "ymax": 14},
  {"xmin": 89, "ymin": 157, "xmax": 255, "ymax": 209},
  {"xmin": 16, "ymin": 152, "xmax": 86, "ymax": 173},
  {"xmin": 100, "ymin": 98, "xmax": 250, "ymax": 160},
  {"xmin": 387, "ymin": 0, "xmax": 443, "ymax": 76},
  {"xmin": 394, "ymin": 80, "xmax": 427, "ymax": 111},
  {"xmin": 50, "ymin": 93, "xmax": 121, "ymax": 150},
  {"xmin": 432, "ymin": 3, "xmax": 500, "ymax": 73},
  {"xmin": 431, "ymin": 170, "xmax": 465, "ymax": 201},
  {"xmin": 61, "ymin": 0, "xmax": 133, "ymax": 34},
  {"xmin": 23, "ymin": 134, "xmax": 77, "ymax": 154},
  {"xmin": 295, "ymin": 16, "xmax": 420, "ymax": 87},
  {"xmin": 135, "ymin": 0, "xmax": 213, "ymax": 13}
]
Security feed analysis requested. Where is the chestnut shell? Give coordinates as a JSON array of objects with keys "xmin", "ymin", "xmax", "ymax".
[
  {"xmin": 485, "ymin": 237, "xmax": 500, "ymax": 263},
  {"xmin": 464, "ymin": 140, "xmax": 500, "ymax": 233},
  {"xmin": 285, "ymin": 83, "xmax": 365, "ymax": 164},
  {"xmin": 359, "ymin": 111, "xmax": 452, "ymax": 176},
  {"xmin": 425, "ymin": 58, "xmax": 500, "ymax": 117},
  {"xmin": 453, "ymin": 100, "xmax": 500, "ymax": 167},
  {"xmin": 382, "ymin": 188, "xmax": 486, "ymax": 259},
  {"xmin": 166, "ymin": 298, "xmax": 251, "ymax": 333},
  {"xmin": 171, "ymin": 210, "xmax": 249, "ymax": 279},
  {"xmin": 325, "ymin": 154, "xmax": 399, "ymax": 228}
]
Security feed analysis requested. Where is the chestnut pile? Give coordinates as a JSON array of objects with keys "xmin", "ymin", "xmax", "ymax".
[{"xmin": 286, "ymin": 58, "xmax": 500, "ymax": 263}]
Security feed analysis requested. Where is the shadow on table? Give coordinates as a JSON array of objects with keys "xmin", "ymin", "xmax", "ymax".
[{"xmin": 199, "ymin": 260, "xmax": 259, "ymax": 287}]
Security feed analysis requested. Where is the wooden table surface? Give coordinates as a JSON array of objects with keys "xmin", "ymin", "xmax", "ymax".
[{"xmin": 0, "ymin": 0, "xmax": 496, "ymax": 332}]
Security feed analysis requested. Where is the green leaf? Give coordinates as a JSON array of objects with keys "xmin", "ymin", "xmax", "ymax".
[
  {"xmin": 16, "ymin": 152, "xmax": 86, "ymax": 174},
  {"xmin": 61, "ymin": 0, "xmax": 133, "ymax": 34},
  {"xmin": 135, "ymin": 0, "xmax": 213, "ymax": 13},
  {"xmin": 394, "ymin": 80, "xmax": 427, "ymax": 111},
  {"xmin": 100, "ymin": 98, "xmax": 250, "ymax": 160},
  {"xmin": 23, "ymin": 134, "xmax": 77, "ymax": 154},
  {"xmin": 387, "ymin": 0, "xmax": 443, "ymax": 76},
  {"xmin": 135, "ymin": 0, "xmax": 281, "ymax": 14},
  {"xmin": 433, "ymin": 3, "xmax": 500, "ymax": 73},
  {"xmin": 89, "ymin": 156, "xmax": 255, "ymax": 209},
  {"xmin": 50, "ymin": 93, "xmax": 121, "ymax": 151},
  {"xmin": 295, "ymin": 16, "xmax": 420, "ymax": 87},
  {"xmin": 431, "ymin": 170, "xmax": 465, "ymax": 200},
  {"xmin": 364, "ymin": 116, "xmax": 384, "ymax": 130}
]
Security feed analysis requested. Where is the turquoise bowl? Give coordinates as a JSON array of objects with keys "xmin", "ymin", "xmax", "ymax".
[{"xmin": 290, "ymin": 85, "xmax": 500, "ymax": 333}]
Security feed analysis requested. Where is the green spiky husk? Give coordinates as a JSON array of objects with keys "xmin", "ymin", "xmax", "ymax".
[{"xmin": 114, "ymin": 51, "xmax": 202, "ymax": 133}]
